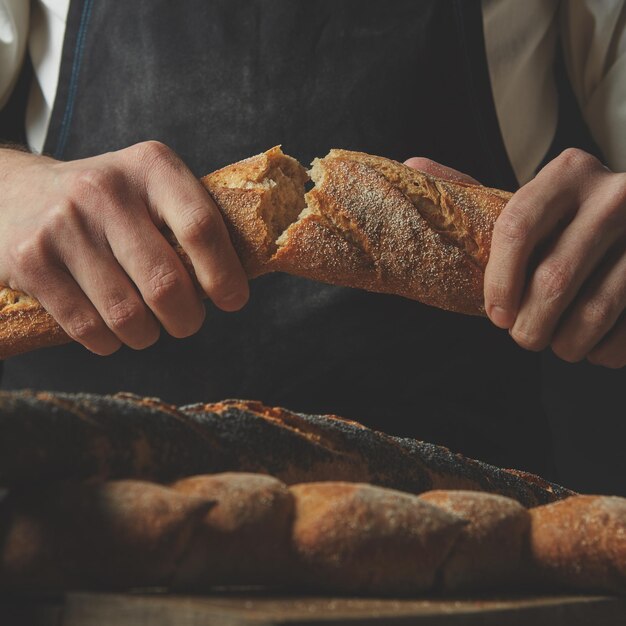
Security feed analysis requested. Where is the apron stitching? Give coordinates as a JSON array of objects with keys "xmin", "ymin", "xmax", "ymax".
[{"xmin": 55, "ymin": 0, "xmax": 95, "ymax": 159}]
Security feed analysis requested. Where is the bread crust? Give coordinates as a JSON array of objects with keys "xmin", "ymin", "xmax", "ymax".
[
  {"xmin": 201, "ymin": 145, "xmax": 308, "ymax": 277},
  {"xmin": 419, "ymin": 490, "xmax": 530, "ymax": 591},
  {"xmin": 0, "ymin": 147, "xmax": 509, "ymax": 357},
  {"xmin": 271, "ymin": 150, "xmax": 509, "ymax": 314},
  {"xmin": 0, "ymin": 480, "xmax": 213, "ymax": 590},
  {"xmin": 0, "ymin": 288, "xmax": 71, "ymax": 358},
  {"xmin": 529, "ymin": 495, "xmax": 626, "ymax": 594},
  {"xmin": 170, "ymin": 472, "xmax": 294, "ymax": 587},
  {"xmin": 0, "ymin": 391, "xmax": 575, "ymax": 507},
  {"xmin": 289, "ymin": 481, "xmax": 465, "ymax": 594}
]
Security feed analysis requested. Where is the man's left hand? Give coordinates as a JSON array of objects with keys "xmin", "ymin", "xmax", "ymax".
[{"xmin": 405, "ymin": 149, "xmax": 626, "ymax": 368}]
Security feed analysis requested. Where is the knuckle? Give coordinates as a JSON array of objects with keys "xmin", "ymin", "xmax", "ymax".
[
  {"xmin": 65, "ymin": 313, "xmax": 103, "ymax": 343},
  {"xmin": 179, "ymin": 207, "xmax": 216, "ymax": 246},
  {"xmin": 145, "ymin": 266, "xmax": 182, "ymax": 307},
  {"xmin": 105, "ymin": 297, "xmax": 145, "ymax": 333},
  {"xmin": 134, "ymin": 140, "xmax": 177, "ymax": 171},
  {"xmin": 554, "ymin": 148, "xmax": 599, "ymax": 174},
  {"xmin": 67, "ymin": 168, "xmax": 117, "ymax": 201},
  {"xmin": 494, "ymin": 210, "xmax": 530, "ymax": 245},
  {"xmin": 533, "ymin": 261, "xmax": 572, "ymax": 303},
  {"xmin": 44, "ymin": 200, "xmax": 82, "ymax": 232},
  {"xmin": 10, "ymin": 237, "xmax": 47, "ymax": 274}
]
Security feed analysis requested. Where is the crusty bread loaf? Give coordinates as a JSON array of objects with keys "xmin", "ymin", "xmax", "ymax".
[
  {"xmin": 201, "ymin": 146, "xmax": 309, "ymax": 276},
  {"xmin": 529, "ymin": 495, "xmax": 626, "ymax": 594},
  {"xmin": 0, "ymin": 480, "xmax": 214, "ymax": 590},
  {"xmin": 0, "ymin": 147, "xmax": 509, "ymax": 359},
  {"xmin": 0, "ymin": 288, "xmax": 70, "ymax": 358},
  {"xmin": 0, "ymin": 391, "xmax": 574, "ymax": 507},
  {"xmin": 289, "ymin": 482, "xmax": 466, "ymax": 594},
  {"xmin": 170, "ymin": 472, "xmax": 294, "ymax": 588},
  {"xmin": 0, "ymin": 476, "xmax": 622, "ymax": 596},
  {"xmin": 419, "ymin": 490, "xmax": 530, "ymax": 591},
  {"xmin": 271, "ymin": 150, "xmax": 508, "ymax": 315}
]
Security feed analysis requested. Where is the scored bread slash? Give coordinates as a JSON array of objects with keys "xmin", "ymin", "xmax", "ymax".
[{"xmin": 0, "ymin": 146, "xmax": 511, "ymax": 358}]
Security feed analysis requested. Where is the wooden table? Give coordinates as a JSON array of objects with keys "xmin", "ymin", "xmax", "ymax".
[{"xmin": 2, "ymin": 591, "xmax": 626, "ymax": 626}]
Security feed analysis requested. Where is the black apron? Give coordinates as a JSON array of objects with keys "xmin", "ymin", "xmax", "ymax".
[{"xmin": 2, "ymin": 0, "xmax": 553, "ymax": 476}]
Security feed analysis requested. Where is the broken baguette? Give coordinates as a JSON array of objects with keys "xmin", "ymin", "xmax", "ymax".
[{"xmin": 0, "ymin": 147, "xmax": 511, "ymax": 358}]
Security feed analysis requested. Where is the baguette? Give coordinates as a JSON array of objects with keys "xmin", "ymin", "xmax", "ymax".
[
  {"xmin": 0, "ymin": 390, "xmax": 574, "ymax": 507},
  {"xmin": 0, "ymin": 147, "xmax": 509, "ymax": 359},
  {"xmin": 0, "ymin": 479, "xmax": 214, "ymax": 590},
  {"xmin": 419, "ymin": 490, "xmax": 530, "ymax": 591},
  {"xmin": 170, "ymin": 472, "xmax": 294, "ymax": 588},
  {"xmin": 528, "ymin": 495, "xmax": 626, "ymax": 594},
  {"xmin": 2, "ymin": 477, "xmax": 622, "ymax": 596},
  {"xmin": 288, "ymin": 481, "xmax": 465, "ymax": 594}
]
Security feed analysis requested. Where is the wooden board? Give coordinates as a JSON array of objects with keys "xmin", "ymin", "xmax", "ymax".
[{"xmin": 2, "ymin": 591, "xmax": 626, "ymax": 626}]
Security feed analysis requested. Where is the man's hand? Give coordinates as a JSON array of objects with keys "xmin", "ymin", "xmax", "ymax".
[
  {"xmin": 0, "ymin": 141, "xmax": 249, "ymax": 355},
  {"xmin": 405, "ymin": 150, "xmax": 626, "ymax": 369}
]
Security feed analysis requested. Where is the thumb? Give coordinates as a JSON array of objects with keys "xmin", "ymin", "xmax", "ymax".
[{"xmin": 404, "ymin": 157, "xmax": 481, "ymax": 185}]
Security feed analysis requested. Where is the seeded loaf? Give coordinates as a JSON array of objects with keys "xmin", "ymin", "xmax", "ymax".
[
  {"xmin": 0, "ymin": 391, "xmax": 574, "ymax": 507},
  {"xmin": 0, "ymin": 147, "xmax": 510, "ymax": 359}
]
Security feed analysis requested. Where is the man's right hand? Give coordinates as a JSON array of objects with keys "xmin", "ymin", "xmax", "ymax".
[{"xmin": 0, "ymin": 141, "xmax": 249, "ymax": 355}]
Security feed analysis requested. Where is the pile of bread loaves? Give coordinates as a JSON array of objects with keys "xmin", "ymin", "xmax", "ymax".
[{"xmin": 0, "ymin": 391, "xmax": 624, "ymax": 596}]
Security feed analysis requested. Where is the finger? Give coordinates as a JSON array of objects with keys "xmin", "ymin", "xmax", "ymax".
[
  {"xmin": 131, "ymin": 142, "xmax": 249, "ymax": 311},
  {"xmin": 58, "ymin": 224, "xmax": 161, "ymax": 350},
  {"xmin": 551, "ymin": 246, "xmax": 626, "ymax": 362},
  {"xmin": 483, "ymin": 153, "xmax": 595, "ymax": 329},
  {"xmin": 510, "ymin": 203, "xmax": 624, "ymax": 352},
  {"xmin": 404, "ymin": 157, "xmax": 480, "ymax": 184},
  {"xmin": 21, "ymin": 266, "xmax": 122, "ymax": 356},
  {"xmin": 588, "ymin": 313, "xmax": 626, "ymax": 369},
  {"xmin": 105, "ymin": 210, "xmax": 206, "ymax": 339}
]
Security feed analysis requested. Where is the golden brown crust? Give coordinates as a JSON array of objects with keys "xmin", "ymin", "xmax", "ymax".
[
  {"xmin": 0, "ymin": 146, "xmax": 509, "ymax": 357},
  {"xmin": 170, "ymin": 472, "xmax": 294, "ymax": 587},
  {"xmin": 0, "ymin": 288, "xmax": 70, "ymax": 359},
  {"xmin": 419, "ymin": 490, "xmax": 530, "ymax": 591},
  {"xmin": 0, "ymin": 480, "xmax": 214, "ymax": 590},
  {"xmin": 202, "ymin": 145, "xmax": 308, "ymax": 277},
  {"xmin": 529, "ymin": 495, "xmax": 626, "ymax": 594},
  {"xmin": 271, "ymin": 150, "xmax": 508, "ymax": 314},
  {"xmin": 289, "ymin": 481, "xmax": 465, "ymax": 594}
]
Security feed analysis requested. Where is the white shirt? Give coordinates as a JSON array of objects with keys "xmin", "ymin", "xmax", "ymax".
[{"xmin": 1, "ymin": 0, "xmax": 625, "ymax": 184}]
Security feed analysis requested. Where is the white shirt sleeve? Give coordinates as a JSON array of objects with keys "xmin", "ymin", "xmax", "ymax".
[
  {"xmin": 0, "ymin": 0, "xmax": 29, "ymax": 110},
  {"xmin": 560, "ymin": 0, "xmax": 626, "ymax": 172}
]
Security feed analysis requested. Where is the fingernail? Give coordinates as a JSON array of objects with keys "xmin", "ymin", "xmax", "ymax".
[{"xmin": 489, "ymin": 305, "xmax": 513, "ymax": 328}]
